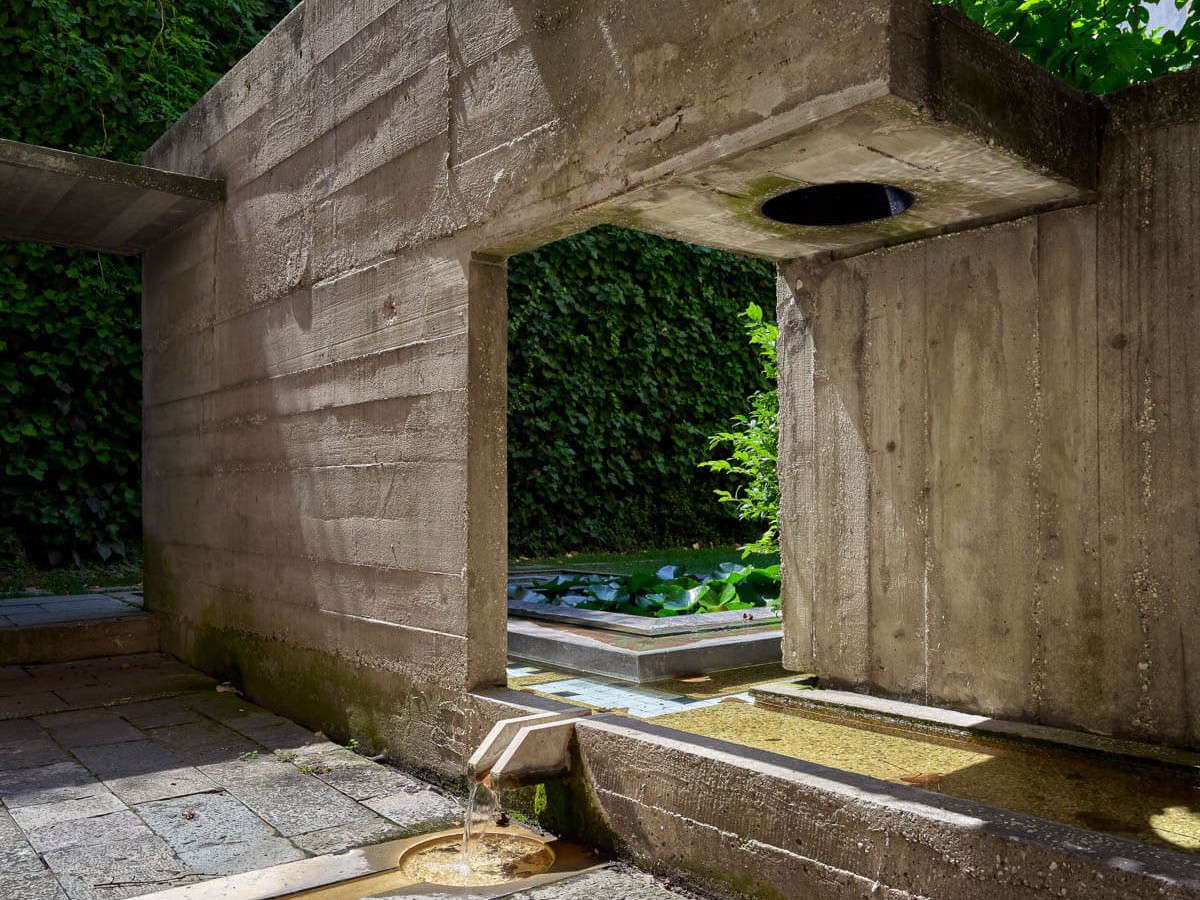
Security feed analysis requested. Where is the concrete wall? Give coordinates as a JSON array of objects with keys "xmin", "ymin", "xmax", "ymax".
[
  {"xmin": 137, "ymin": 1, "xmax": 1200, "ymax": 894},
  {"xmin": 140, "ymin": 0, "xmax": 921, "ymax": 775},
  {"xmin": 779, "ymin": 68, "xmax": 1200, "ymax": 749}
]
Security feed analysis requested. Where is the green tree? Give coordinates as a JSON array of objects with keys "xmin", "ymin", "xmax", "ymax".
[
  {"xmin": 699, "ymin": 303, "xmax": 780, "ymax": 557},
  {"xmin": 946, "ymin": 0, "xmax": 1197, "ymax": 93},
  {"xmin": 0, "ymin": 0, "xmax": 297, "ymax": 564}
]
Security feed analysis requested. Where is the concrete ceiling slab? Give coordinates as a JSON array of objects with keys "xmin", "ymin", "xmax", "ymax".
[
  {"xmin": 583, "ymin": 7, "xmax": 1102, "ymax": 261},
  {"xmin": 0, "ymin": 139, "xmax": 223, "ymax": 256}
]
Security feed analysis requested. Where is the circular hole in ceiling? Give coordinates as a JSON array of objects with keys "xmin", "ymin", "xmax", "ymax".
[{"xmin": 759, "ymin": 182, "xmax": 915, "ymax": 227}]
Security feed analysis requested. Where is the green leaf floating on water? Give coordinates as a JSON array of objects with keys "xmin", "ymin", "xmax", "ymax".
[{"xmin": 511, "ymin": 565, "xmax": 780, "ymax": 618}]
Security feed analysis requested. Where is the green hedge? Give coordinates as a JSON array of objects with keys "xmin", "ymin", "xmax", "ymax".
[
  {"xmin": 507, "ymin": 227, "xmax": 776, "ymax": 557},
  {"xmin": 0, "ymin": 0, "xmax": 296, "ymax": 564},
  {"xmin": 946, "ymin": 0, "xmax": 1196, "ymax": 94}
]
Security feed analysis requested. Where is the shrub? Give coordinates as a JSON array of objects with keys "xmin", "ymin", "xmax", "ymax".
[{"xmin": 699, "ymin": 303, "xmax": 779, "ymax": 557}]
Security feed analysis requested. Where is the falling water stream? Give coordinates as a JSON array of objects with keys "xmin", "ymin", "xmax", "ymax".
[
  {"xmin": 394, "ymin": 770, "xmax": 554, "ymax": 886},
  {"xmin": 462, "ymin": 779, "xmax": 481, "ymax": 858}
]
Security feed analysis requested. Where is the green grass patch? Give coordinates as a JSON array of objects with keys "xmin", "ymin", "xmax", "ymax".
[{"xmin": 0, "ymin": 548, "xmax": 143, "ymax": 598}]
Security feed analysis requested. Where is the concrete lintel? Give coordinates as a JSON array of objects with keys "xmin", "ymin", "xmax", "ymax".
[{"xmin": 0, "ymin": 139, "xmax": 223, "ymax": 255}]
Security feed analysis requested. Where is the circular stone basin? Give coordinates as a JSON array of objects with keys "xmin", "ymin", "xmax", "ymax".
[{"xmin": 398, "ymin": 833, "xmax": 555, "ymax": 886}]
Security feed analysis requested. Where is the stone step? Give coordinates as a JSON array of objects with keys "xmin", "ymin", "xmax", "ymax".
[{"xmin": 0, "ymin": 591, "xmax": 159, "ymax": 665}]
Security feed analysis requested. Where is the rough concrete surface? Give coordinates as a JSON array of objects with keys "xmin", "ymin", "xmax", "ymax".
[
  {"xmin": 573, "ymin": 715, "xmax": 1200, "ymax": 900},
  {"xmin": 139, "ymin": 0, "xmax": 1100, "ymax": 781},
  {"xmin": 778, "ymin": 68, "xmax": 1200, "ymax": 749},
  {"xmin": 120, "ymin": 0, "xmax": 1200, "ymax": 896}
]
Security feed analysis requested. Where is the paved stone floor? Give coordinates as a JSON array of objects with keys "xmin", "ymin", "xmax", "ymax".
[
  {"xmin": 0, "ymin": 648, "xmax": 704, "ymax": 900},
  {"xmin": 0, "ymin": 652, "xmax": 466, "ymax": 898}
]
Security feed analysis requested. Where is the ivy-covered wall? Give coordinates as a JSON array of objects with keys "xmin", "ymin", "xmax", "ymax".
[
  {"xmin": 507, "ymin": 227, "xmax": 776, "ymax": 557},
  {"xmin": 0, "ymin": 0, "xmax": 297, "ymax": 564}
]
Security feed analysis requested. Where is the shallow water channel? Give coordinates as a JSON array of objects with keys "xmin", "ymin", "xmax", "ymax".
[{"xmin": 652, "ymin": 700, "xmax": 1200, "ymax": 854}]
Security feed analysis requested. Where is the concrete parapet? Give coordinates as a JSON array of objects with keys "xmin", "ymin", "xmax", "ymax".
[{"xmin": 571, "ymin": 716, "xmax": 1200, "ymax": 900}]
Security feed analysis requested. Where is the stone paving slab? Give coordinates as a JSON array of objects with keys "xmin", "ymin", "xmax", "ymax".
[
  {"xmin": 198, "ymin": 753, "xmax": 390, "ymax": 837},
  {"xmin": 42, "ymin": 834, "xmax": 199, "ymax": 900},
  {"xmin": 0, "ymin": 806, "xmax": 48, "ymax": 875},
  {"xmin": 8, "ymin": 789, "xmax": 127, "ymax": 832},
  {"xmin": 290, "ymin": 817, "xmax": 406, "ymax": 856},
  {"xmin": 72, "ymin": 739, "xmax": 221, "ymax": 805},
  {"xmin": 23, "ymin": 807, "xmax": 156, "ymax": 854},
  {"xmin": 0, "ymin": 732, "xmax": 73, "ymax": 772},
  {"xmin": 146, "ymin": 717, "xmax": 262, "ymax": 766},
  {"xmin": 134, "ymin": 792, "xmax": 307, "ymax": 876},
  {"xmin": 0, "ymin": 760, "xmax": 108, "ymax": 808},
  {"xmin": 37, "ymin": 708, "xmax": 147, "ymax": 747},
  {"xmin": 0, "ymin": 870, "xmax": 70, "ymax": 900}
]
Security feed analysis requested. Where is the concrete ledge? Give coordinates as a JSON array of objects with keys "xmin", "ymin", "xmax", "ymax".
[
  {"xmin": 508, "ymin": 599, "xmax": 778, "ymax": 636},
  {"xmin": 507, "ymin": 618, "xmax": 782, "ymax": 683},
  {"xmin": 0, "ymin": 614, "xmax": 160, "ymax": 665},
  {"xmin": 752, "ymin": 682, "xmax": 1200, "ymax": 773},
  {"xmin": 0, "ymin": 138, "xmax": 222, "ymax": 254},
  {"xmin": 572, "ymin": 715, "xmax": 1200, "ymax": 900}
]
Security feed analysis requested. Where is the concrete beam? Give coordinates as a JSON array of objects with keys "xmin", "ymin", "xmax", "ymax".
[{"xmin": 0, "ymin": 139, "xmax": 222, "ymax": 255}]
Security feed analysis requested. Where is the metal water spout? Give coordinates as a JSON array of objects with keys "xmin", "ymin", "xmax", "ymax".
[{"xmin": 469, "ymin": 709, "xmax": 590, "ymax": 791}]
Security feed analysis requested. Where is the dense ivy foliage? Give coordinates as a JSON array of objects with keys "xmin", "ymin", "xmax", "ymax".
[
  {"xmin": 945, "ymin": 0, "xmax": 1197, "ymax": 93},
  {"xmin": 0, "ymin": 0, "xmax": 296, "ymax": 563},
  {"xmin": 507, "ymin": 228, "xmax": 776, "ymax": 557}
]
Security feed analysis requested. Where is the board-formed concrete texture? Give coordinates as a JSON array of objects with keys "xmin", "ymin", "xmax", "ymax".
[
  {"xmin": 777, "ymin": 66, "xmax": 1200, "ymax": 751},
  {"xmin": 140, "ymin": 0, "xmax": 1098, "ymax": 767},
  {"xmin": 0, "ymin": 139, "xmax": 222, "ymax": 255},
  {"xmin": 138, "ymin": 0, "xmax": 1200, "ymax": 896}
]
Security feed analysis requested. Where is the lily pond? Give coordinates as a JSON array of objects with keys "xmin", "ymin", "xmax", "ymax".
[{"xmin": 507, "ymin": 563, "xmax": 782, "ymax": 618}]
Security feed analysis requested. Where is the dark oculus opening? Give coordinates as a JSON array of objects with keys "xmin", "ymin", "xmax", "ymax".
[{"xmin": 760, "ymin": 182, "xmax": 914, "ymax": 227}]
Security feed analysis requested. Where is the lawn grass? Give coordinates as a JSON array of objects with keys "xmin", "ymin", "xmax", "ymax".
[
  {"xmin": 0, "ymin": 549, "xmax": 143, "ymax": 598},
  {"xmin": 509, "ymin": 545, "xmax": 780, "ymax": 576}
]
